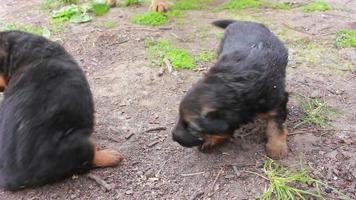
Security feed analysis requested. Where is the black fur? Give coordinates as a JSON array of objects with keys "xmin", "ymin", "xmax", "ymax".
[
  {"xmin": 172, "ymin": 20, "xmax": 289, "ymax": 150},
  {"xmin": 0, "ymin": 31, "xmax": 94, "ymax": 190}
]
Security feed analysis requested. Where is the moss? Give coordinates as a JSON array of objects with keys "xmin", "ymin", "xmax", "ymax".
[
  {"xmin": 145, "ymin": 39, "xmax": 194, "ymax": 70},
  {"xmin": 131, "ymin": 12, "xmax": 167, "ymax": 26},
  {"xmin": 336, "ymin": 28, "xmax": 356, "ymax": 47},
  {"xmin": 300, "ymin": 0, "xmax": 331, "ymax": 12}
]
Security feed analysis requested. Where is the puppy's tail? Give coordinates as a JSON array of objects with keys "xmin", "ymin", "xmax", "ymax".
[{"xmin": 212, "ymin": 19, "xmax": 237, "ymax": 29}]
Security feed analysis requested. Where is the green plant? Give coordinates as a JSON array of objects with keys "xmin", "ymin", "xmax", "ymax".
[
  {"xmin": 219, "ymin": 0, "xmax": 260, "ymax": 10},
  {"xmin": 248, "ymin": 159, "xmax": 351, "ymax": 200},
  {"xmin": 336, "ymin": 28, "xmax": 356, "ymax": 47},
  {"xmin": 131, "ymin": 12, "xmax": 167, "ymax": 26},
  {"xmin": 91, "ymin": 0, "xmax": 109, "ymax": 16},
  {"xmin": 123, "ymin": 0, "xmax": 144, "ymax": 6},
  {"xmin": 195, "ymin": 50, "xmax": 215, "ymax": 62},
  {"xmin": 145, "ymin": 38, "xmax": 194, "ymax": 70},
  {"xmin": 95, "ymin": 20, "xmax": 116, "ymax": 28},
  {"xmin": 300, "ymin": 0, "xmax": 331, "ymax": 12},
  {"xmin": 0, "ymin": 22, "xmax": 51, "ymax": 38},
  {"xmin": 171, "ymin": 0, "xmax": 211, "ymax": 10},
  {"xmin": 294, "ymin": 98, "xmax": 340, "ymax": 128},
  {"xmin": 261, "ymin": 1, "xmax": 290, "ymax": 9}
]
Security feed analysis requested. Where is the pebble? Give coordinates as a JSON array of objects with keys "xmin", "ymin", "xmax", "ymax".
[{"xmin": 125, "ymin": 189, "xmax": 134, "ymax": 195}]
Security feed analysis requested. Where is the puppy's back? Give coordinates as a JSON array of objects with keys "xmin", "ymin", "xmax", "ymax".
[{"xmin": 213, "ymin": 20, "xmax": 286, "ymax": 57}]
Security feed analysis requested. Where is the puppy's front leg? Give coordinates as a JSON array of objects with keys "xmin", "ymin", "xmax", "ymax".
[
  {"xmin": 265, "ymin": 119, "xmax": 288, "ymax": 159},
  {"xmin": 90, "ymin": 137, "xmax": 123, "ymax": 167},
  {"xmin": 149, "ymin": 0, "xmax": 168, "ymax": 12}
]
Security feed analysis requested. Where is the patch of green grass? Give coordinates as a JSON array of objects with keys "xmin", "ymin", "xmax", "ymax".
[
  {"xmin": 145, "ymin": 38, "xmax": 194, "ymax": 70},
  {"xmin": 219, "ymin": 0, "xmax": 291, "ymax": 10},
  {"xmin": 300, "ymin": 0, "xmax": 331, "ymax": 12},
  {"xmin": 219, "ymin": 0, "xmax": 260, "ymax": 10},
  {"xmin": 195, "ymin": 50, "xmax": 216, "ymax": 62},
  {"xmin": 91, "ymin": 0, "xmax": 110, "ymax": 16},
  {"xmin": 123, "ymin": 0, "xmax": 144, "ymax": 6},
  {"xmin": 171, "ymin": 0, "xmax": 211, "ymax": 10},
  {"xmin": 131, "ymin": 12, "xmax": 167, "ymax": 26},
  {"xmin": 336, "ymin": 28, "xmax": 356, "ymax": 47},
  {"xmin": 0, "ymin": 22, "xmax": 51, "ymax": 38},
  {"xmin": 261, "ymin": 1, "xmax": 290, "ymax": 10},
  {"xmin": 50, "ymin": 5, "xmax": 91, "ymax": 23},
  {"xmin": 95, "ymin": 20, "xmax": 116, "ymax": 28},
  {"xmin": 248, "ymin": 159, "xmax": 351, "ymax": 200},
  {"xmin": 294, "ymin": 98, "xmax": 340, "ymax": 128}
]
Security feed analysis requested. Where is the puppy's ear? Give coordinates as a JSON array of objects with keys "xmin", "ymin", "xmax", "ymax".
[{"xmin": 200, "ymin": 107, "xmax": 229, "ymax": 134}]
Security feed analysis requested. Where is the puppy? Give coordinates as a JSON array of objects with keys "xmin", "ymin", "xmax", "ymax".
[
  {"xmin": 172, "ymin": 20, "xmax": 289, "ymax": 159},
  {"xmin": 0, "ymin": 31, "xmax": 122, "ymax": 190},
  {"xmin": 106, "ymin": 0, "xmax": 168, "ymax": 12}
]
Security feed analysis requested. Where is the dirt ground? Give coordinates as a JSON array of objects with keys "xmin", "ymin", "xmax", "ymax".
[{"xmin": 0, "ymin": 0, "xmax": 355, "ymax": 199}]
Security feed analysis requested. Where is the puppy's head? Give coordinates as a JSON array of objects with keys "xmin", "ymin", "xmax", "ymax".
[{"xmin": 172, "ymin": 79, "xmax": 235, "ymax": 152}]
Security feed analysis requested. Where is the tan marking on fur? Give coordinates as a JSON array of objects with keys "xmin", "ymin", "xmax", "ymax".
[
  {"xmin": 258, "ymin": 111, "xmax": 278, "ymax": 119},
  {"xmin": 200, "ymin": 134, "xmax": 231, "ymax": 151},
  {"xmin": 201, "ymin": 105, "xmax": 215, "ymax": 118},
  {"xmin": 91, "ymin": 137, "xmax": 123, "ymax": 167},
  {"xmin": 265, "ymin": 120, "xmax": 288, "ymax": 159},
  {"xmin": 0, "ymin": 73, "xmax": 7, "ymax": 92},
  {"xmin": 149, "ymin": 0, "xmax": 168, "ymax": 12}
]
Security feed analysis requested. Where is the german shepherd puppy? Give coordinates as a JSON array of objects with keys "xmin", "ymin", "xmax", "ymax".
[
  {"xmin": 172, "ymin": 20, "xmax": 289, "ymax": 159},
  {"xmin": 0, "ymin": 31, "xmax": 122, "ymax": 190}
]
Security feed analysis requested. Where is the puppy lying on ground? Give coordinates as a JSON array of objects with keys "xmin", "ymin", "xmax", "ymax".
[
  {"xmin": 172, "ymin": 20, "xmax": 289, "ymax": 159},
  {"xmin": 0, "ymin": 31, "xmax": 122, "ymax": 190},
  {"xmin": 107, "ymin": 0, "xmax": 168, "ymax": 12}
]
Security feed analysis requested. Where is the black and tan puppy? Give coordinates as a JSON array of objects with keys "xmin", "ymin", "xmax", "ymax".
[
  {"xmin": 172, "ymin": 20, "xmax": 289, "ymax": 159},
  {"xmin": 0, "ymin": 31, "xmax": 122, "ymax": 190}
]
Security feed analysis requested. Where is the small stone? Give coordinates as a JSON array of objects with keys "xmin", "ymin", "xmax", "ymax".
[
  {"xmin": 125, "ymin": 189, "xmax": 134, "ymax": 195},
  {"xmin": 224, "ymin": 175, "xmax": 235, "ymax": 179},
  {"xmin": 325, "ymin": 188, "xmax": 332, "ymax": 193}
]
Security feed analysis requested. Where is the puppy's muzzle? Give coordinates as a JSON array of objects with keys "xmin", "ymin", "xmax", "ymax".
[{"xmin": 172, "ymin": 126, "xmax": 203, "ymax": 147}]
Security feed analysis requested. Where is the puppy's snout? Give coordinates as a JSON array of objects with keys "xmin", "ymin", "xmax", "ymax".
[{"xmin": 172, "ymin": 125, "xmax": 203, "ymax": 148}]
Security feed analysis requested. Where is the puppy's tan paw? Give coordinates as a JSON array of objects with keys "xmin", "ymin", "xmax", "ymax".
[
  {"xmin": 149, "ymin": 0, "xmax": 168, "ymax": 12},
  {"xmin": 93, "ymin": 149, "xmax": 123, "ymax": 167},
  {"xmin": 266, "ymin": 142, "xmax": 288, "ymax": 159}
]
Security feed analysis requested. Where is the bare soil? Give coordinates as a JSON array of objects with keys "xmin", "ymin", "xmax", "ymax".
[{"xmin": 0, "ymin": 0, "xmax": 355, "ymax": 199}]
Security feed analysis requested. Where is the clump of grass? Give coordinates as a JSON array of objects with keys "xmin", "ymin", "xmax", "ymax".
[
  {"xmin": 300, "ymin": 0, "xmax": 331, "ymax": 12},
  {"xmin": 145, "ymin": 38, "xmax": 194, "ymax": 70},
  {"xmin": 95, "ymin": 20, "xmax": 116, "ymax": 28},
  {"xmin": 248, "ymin": 159, "xmax": 351, "ymax": 200},
  {"xmin": 123, "ymin": 0, "xmax": 144, "ymax": 6},
  {"xmin": 336, "ymin": 28, "xmax": 356, "ymax": 47},
  {"xmin": 219, "ymin": 0, "xmax": 260, "ymax": 10},
  {"xmin": 195, "ymin": 50, "xmax": 216, "ymax": 62},
  {"xmin": 261, "ymin": 1, "xmax": 290, "ymax": 10},
  {"xmin": 219, "ymin": 0, "xmax": 291, "ymax": 10},
  {"xmin": 294, "ymin": 98, "xmax": 339, "ymax": 128},
  {"xmin": 171, "ymin": 0, "xmax": 211, "ymax": 10},
  {"xmin": 131, "ymin": 12, "xmax": 167, "ymax": 26},
  {"xmin": 0, "ymin": 22, "xmax": 51, "ymax": 38}
]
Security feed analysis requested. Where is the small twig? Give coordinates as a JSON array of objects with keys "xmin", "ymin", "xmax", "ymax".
[
  {"xmin": 125, "ymin": 27, "xmax": 159, "ymax": 32},
  {"xmin": 155, "ymin": 160, "xmax": 169, "ymax": 177},
  {"xmin": 181, "ymin": 172, "xmax": 205, "ymax": 177},
  {"xmin": 159, "ymin": 27, "xmax": 173, "ymax": 30},
  {"xmin": 125, "ymin": 132, "xmax": 135, "ymax": 140},
  {"xmin": 143, "ymin": 126, "xmax": 167, "ymax": 133},
  {"xmin": 282, "ymin": 23, "xmax": 315, "ymax": 36},
  {"xmin": 212, "ymin": 168, "xmax": 224, "ymax": 190},
  {"xmin": 243, "ymin": 170, "xmax": 269, "ymax": 181},
  {"xmin": 86, "ymin": 173, "xmax": 112, "ymax": 191},
  {"xmin": 163, "ymin": 57, "xmax": 173, "ymax": 73},
  {"xmin": 289, "ymin": 129, "xmax": 356, "ymax": 136},
  {"xmin": 148, "ymin": 140, "xmax": 159, "ymax": 147},
  {"xmin": 189, "ymin": 191, "xmax": 204, "ymax": 200}
]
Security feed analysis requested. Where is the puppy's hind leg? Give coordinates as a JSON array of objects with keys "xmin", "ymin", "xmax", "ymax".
[
  {"xmin": 90, "ymin": 137, "xmax": 123, "ymax": 167},
  {"xmin": 265, "ymin": 92, "xmax": 289, "ymax": 159}
]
